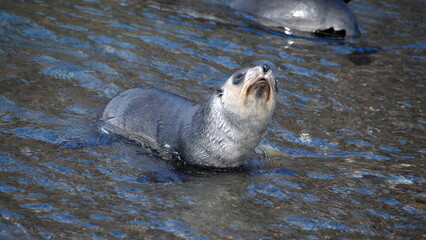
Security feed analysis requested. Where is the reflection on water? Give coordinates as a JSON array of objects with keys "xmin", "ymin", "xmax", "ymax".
[{"xmin": 0, "ymin": 0, "xmax": 425, "ymax": 239}]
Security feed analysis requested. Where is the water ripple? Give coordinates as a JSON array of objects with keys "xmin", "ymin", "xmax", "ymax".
[{"xmin": 0, "ymin": 0, "xmax": 424, "ymax": 239}]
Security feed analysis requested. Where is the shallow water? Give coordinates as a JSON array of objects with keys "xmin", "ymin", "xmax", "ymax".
[{"xmin": 0, "ymin": 0, "xmax": 425, "ymax": 239}]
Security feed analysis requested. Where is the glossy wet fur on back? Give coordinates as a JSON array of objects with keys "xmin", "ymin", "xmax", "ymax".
[
  {"xmin": 102, "ymin": 65, "xmax": 277, "ymax": 168},
  {"xmin": 231, "ymin": 0, "xmax": 359, "ymax": 38}
]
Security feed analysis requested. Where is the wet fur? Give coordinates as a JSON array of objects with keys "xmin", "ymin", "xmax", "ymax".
[{"xmin": 102, "ymin": 66, "xmax": 277, "ymax": 168}]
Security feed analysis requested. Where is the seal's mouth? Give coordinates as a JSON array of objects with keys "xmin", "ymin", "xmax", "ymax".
[{"xmin": 246, "ymin": 77, "xmax": 272, "ymax": 101}]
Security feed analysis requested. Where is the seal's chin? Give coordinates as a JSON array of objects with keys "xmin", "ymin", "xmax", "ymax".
[{"xmin": 246, "ymin": 77, "xmax": 272, "ymax": 101}]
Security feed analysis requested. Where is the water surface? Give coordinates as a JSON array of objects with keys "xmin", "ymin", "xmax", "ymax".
[{"xmin": 0, "ymin": 0, "xmax": 425, "ymax": 239}]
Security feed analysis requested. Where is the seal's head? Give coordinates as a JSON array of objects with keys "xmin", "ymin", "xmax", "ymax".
[{"xmin": 216, "ymin": 64, "xmax": 277, "ymax": 124}]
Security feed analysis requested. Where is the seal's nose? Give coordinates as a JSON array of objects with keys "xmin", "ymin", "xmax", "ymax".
[{"xmin": 261, "ymin": 64, "xmax": 270, "ymax": 73}]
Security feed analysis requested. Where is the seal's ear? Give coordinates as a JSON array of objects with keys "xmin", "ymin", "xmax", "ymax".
[
  {"xmin": 210, "ymin": 86, "xmax": 224, "ymax": 97},
  {"xmin": 275, "ymin": 79, "xmax": 279, "ymax": 93}
]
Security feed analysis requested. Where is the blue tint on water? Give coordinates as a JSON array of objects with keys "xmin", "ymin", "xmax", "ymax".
[
  {"xmin": 0, "ymin": 0, "xmax": 424, "ymax": 239},
  {"xmin": 282, "ymin": 215, "xmax": 352, "ymax": 232}
]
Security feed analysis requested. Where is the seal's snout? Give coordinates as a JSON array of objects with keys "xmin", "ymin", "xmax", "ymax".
[{"xmin": 262, "ymin": 64, "xmax": 270, "ymax": 73}]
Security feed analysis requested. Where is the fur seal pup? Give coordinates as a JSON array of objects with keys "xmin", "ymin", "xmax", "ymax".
[
  {"xmin": 102, "ymin": 65, "xmax": 277, "ymax": 168},
  {"xmin": 231, "ymin": 0, "xmax": 360, "ymax": 38}
]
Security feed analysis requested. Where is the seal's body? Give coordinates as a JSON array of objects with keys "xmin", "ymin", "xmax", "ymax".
[
  {"xmin": 102, "ymin": 65, "xmax": 277, "ymax": 168},
  {"xmin": 231, "ymin": 0, "xmax": 359, "ymax": 38}
]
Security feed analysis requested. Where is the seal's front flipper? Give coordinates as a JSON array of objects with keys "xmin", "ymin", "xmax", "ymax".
[
  {"xmin": 255, "ymin": 143, "xmax": 289, "ymax": 160},
  {"xmin": 313, "ymin": 27, "xmax": 346, "ymax": 39}
]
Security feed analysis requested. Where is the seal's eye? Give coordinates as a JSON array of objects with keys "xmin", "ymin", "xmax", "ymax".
[{"xmin": 233, "ymin": 72, "xmax": 245, "ymax": 85}]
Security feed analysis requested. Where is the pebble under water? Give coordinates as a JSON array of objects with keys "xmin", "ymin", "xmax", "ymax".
[{"xmin": 0, "ymin": 0, "xmax": 425, "ymax": 239}]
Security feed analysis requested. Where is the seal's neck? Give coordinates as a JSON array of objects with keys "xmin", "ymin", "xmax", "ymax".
[
  {"xmin": 184, "ymin": 96, "xmax": 270, "ymax": 168},
  {"xmin": 206, "ymin": 96, "xmax": 269, "ymax": 144}
]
